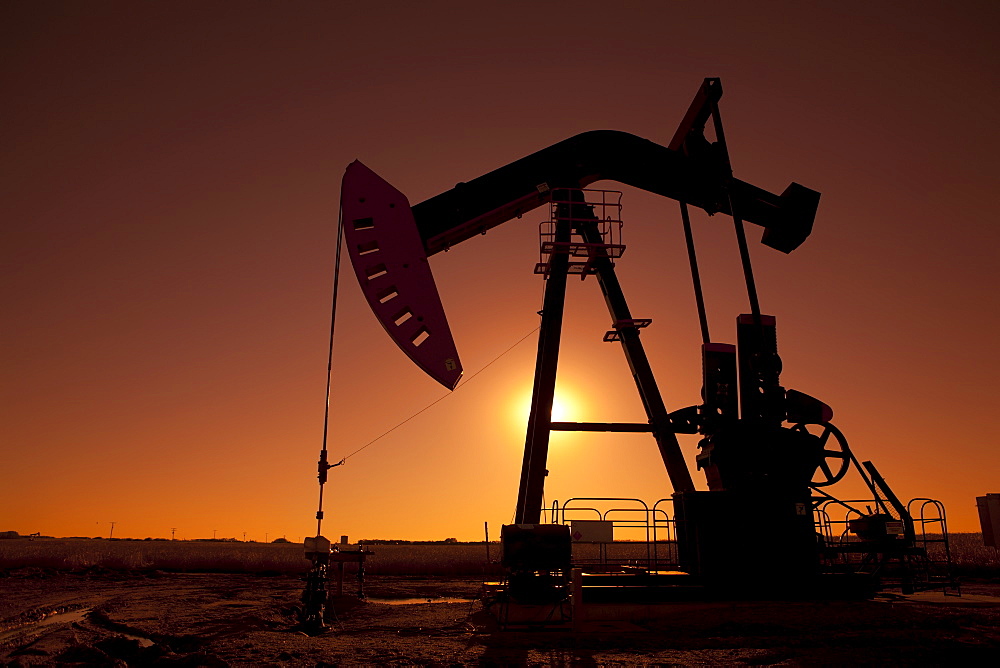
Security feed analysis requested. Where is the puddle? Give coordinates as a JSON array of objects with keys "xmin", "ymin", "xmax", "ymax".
[
  {"xmin": 112, "ymin": 631, "xmax": 155, "ymax": 648},
  {"xmin": 0, "ymin": 608, "xmax": 154, "ymax": 647},
  {"xmin": 0, "ymin": 608, "xmax": 91, "ymax": 644},
  {"xmin": 368, "ymin": 597, "xmax": 473, "ymax": 606}
]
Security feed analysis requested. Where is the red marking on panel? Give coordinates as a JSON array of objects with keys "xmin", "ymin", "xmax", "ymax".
[{"xmin": 341, "ymin": 161, "xmax": 463, "ymax": 389}]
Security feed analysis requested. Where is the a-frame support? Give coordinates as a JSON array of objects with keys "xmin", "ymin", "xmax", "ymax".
[
  {"xmin": 514, "ymin": 196, "xmax": 694, "ymax": 525},
  {"xmin": 514, "ymin": 216, "xmax": 571, "ymax": 525}
]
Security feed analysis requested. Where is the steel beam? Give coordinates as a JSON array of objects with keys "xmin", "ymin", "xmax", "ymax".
[
  {"xmin": 578, "ymin": 222, "xmax": 696, "ymax": 494},
  {"xmin": 514, "ymin": 216, "xmax": 572, "ymax": 524},
  {"xmin": 549, "ymin": 422, "xmax": 653, "ymax": 432}
]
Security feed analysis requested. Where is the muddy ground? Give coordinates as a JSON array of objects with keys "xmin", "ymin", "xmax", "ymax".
[{"xmin": 1, "ymin": 570, "xmax": 998, "ymax": 666}]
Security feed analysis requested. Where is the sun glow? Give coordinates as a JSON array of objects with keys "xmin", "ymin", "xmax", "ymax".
[{"xmin": 510, "ymin": 386, "xmax": 584, "ymax": 432}]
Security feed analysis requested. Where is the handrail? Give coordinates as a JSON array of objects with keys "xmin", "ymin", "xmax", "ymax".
[{"xmin": 548, "ymin": 497, "xmax": 678, "ymax": 568}]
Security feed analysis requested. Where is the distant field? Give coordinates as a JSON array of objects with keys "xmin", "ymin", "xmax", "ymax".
[
  {"xmin": 0, "ymin": 538, "xmax": 503, "ymax": 576},
  {"xmin": 0, "ymin": 538, "xmax": 312, "ymax": 574},
  {"xmin": 939, "ymin": 532, "xmax": 1000, "ymax": 576},
  {"xmin": 0, "ymin": 534, "xmax": 995, "ymax": 577}
]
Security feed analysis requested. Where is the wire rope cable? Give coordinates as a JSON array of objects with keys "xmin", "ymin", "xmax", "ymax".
[{"xmin": 314, "ymin": 205, "xmax": 346, "ymax": 536}]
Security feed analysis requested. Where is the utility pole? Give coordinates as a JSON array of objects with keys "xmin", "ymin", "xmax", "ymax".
[
  {"xmin": 171, "ymin": 528, "xmax": 177, "ymax": 541},
  {"xmin": 108, "ymin": 522, "xmax": 116, "ymax": 539},
  {"xmin": 243, "ymin": 531, "xmax": 247, "ymax": 542},
  {"xmin": 213, "ymin": 528, "xmax": 218, "ymax": 540},
  {"xmin": 265, "ymin": 532, "xmax": 269, "ymax": 543}
]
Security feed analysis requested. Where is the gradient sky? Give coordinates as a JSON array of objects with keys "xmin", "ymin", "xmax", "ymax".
[{"xmin": 3, "ymin": 2, "xmax": 998, "ymax": 542}]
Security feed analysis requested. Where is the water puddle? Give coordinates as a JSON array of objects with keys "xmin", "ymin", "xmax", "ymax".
[
  {"xmin": 368, "ymin": 597, "xmax": 473, "ymax": 606},
  {"xmin": 113, "ymin": 630, "xmax": 155, "ymax": 647},
  {"xmin": 0, "ymin": 608, "xmax": 91, "ymax": 644},
  {"xmin": 0, "ymin": 608, "xmax": 154, "ymax": 647}
]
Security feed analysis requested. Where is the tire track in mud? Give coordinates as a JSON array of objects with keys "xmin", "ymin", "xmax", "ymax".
[
  {"xmin": 0, "ymin": 605, "xmax": 92, "ymax": 649},
  {"xmin": 3, "ymin": 572, "xmax": 999, "ymax": 665}
]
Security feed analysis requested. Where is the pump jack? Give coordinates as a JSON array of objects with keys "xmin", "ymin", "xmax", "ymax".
[{"xmin": 336, "ymin": 79, "xmax": 953, "ymax": 608}]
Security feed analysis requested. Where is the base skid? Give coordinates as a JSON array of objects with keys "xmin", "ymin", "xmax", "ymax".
[{"xmin": 484, "ymin": 568, "xmax": 878, "ymax": 630}]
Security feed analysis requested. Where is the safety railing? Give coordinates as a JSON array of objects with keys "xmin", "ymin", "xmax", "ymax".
[
  {"xmin": 814, "ymin": 496, "xmax": 956, "ymax": 593},
  {"xmin": 545, "ymin": 497, "xmax": 679, "ymax": 570},
  {"xmin": 535, "ymin": 189, "xmax": 625, "ymax": 278},
  {"xmin": 906, "ymin": 498, "xmax": 957, "ymax": 592}
]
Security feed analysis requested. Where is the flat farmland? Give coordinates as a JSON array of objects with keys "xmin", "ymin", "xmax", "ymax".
[
  {"xmin": 0, "ymin": 538, "xmax": 505, "ymax": 576},
  {"xmin": 1, "ymin": 534, "xmax": 996, "ymax": 576},
  {"xmin": 1, "ymin": 537, "xmax": 998, "ymax": 665}
]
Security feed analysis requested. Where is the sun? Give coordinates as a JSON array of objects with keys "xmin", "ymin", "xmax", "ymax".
[
  {"xmin": 550, "ymin": 395, "xmax": 572, "ymax": 422},
  {"xmin": 510, "ymin": 386, "xmax": 583, "ymax": 431}
]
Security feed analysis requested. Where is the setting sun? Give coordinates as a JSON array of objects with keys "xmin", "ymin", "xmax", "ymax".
[
  {"xmin": 550, "ymin": 396, "xmax": 572, "ymax": 422},
  {"xmin": 510, "ymin": 386, "xmax": 585, "ymax": 431}
]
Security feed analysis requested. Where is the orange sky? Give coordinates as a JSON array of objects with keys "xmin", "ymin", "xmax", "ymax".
[{"xmin": 3, "ymin": 2, "xmax": 998, "ymax": 542}]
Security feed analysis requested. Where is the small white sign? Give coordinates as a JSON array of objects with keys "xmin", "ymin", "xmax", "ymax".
[
  {"xmin": 884, "ymin": 521, "xmax": 905, "ymax": 536},
  {"xmin": 570, "ymin": 520, "xmax": 613, "ymax": 543}
]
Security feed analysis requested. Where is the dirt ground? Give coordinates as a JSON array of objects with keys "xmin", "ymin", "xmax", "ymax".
[{"xmin": 1, "ymin": 570, "xmax": 998, "ymax": 667}]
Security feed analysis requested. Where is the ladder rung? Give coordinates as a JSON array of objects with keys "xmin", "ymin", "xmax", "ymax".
[
  {"xmin": 604, "ymin": 319, "xmax": 652, "ymax": 342},
  {"xmin": 612, "ymin": 318, "xmax": 652, "ymax": 329},
  {"xmin": 541, "ymin": 242, "xmax": 625, "ymax": 258}
]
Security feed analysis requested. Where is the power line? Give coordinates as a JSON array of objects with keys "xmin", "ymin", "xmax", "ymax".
[{"xmin": 341, "ymin": 325, "xmax": 540, "ymax": 462}]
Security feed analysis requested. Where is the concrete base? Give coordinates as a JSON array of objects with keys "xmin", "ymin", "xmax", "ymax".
[{"xmin": 896, "ymin": 592, "xmax": 1000, "ymax": 607}]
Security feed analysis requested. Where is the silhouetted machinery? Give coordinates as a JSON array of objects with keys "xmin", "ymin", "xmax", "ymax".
[{"xmin": 337, "ymin": 79, "xmax": 952, "ymax": 605}]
